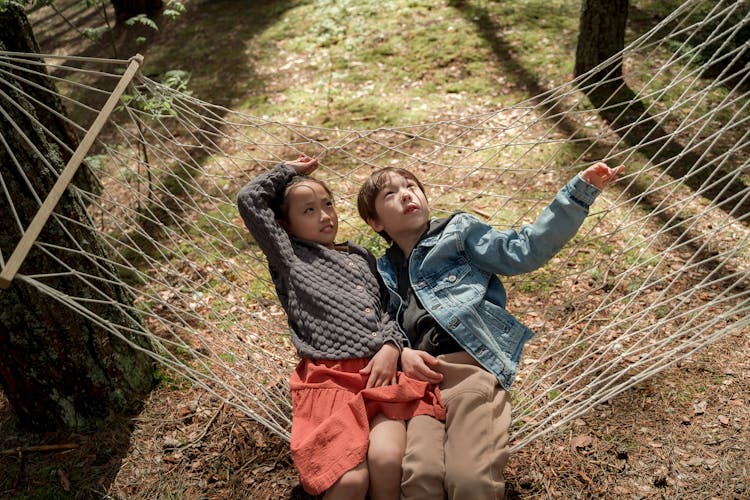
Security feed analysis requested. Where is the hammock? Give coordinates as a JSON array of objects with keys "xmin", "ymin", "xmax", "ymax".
[{"xmin": 0, "ymin": 0, "xmax": 747, "ymax": 452}]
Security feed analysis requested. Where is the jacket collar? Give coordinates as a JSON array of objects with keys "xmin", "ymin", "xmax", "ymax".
[
  {"xmin": 387, "ymin": 212, "xmax": 463, "ymax": 260},
  {"xmin": 385, "ymin": 215, "xmax": 453, "ymax": 264}
]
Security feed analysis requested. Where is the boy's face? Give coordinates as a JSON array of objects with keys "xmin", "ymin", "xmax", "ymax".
[
  {"xmin": 367, "ymin": 173, "xmax": 430, "ymax": 241},
  {"xmin": 282, "ymin": 180, "xmax": 338, "ymax": 247}
]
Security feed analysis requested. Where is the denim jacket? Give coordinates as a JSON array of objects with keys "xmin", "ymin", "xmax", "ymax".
[{"xmin": 377, "ymin": 174, "xmax": 601, "ymax": 389}]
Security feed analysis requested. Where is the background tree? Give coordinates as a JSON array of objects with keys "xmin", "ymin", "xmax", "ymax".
[
  {"xmin": 0, "ymin": 4, "xmax": 155, "ymax": 431},
  {"xmin": 574, "ymin": 0, "xmax": 629, "ymax": 95},
  {"xmin": 0, "ymin": 0, "xmax": 101, "ymax": 193},
  {"xmin": 112, "ymin": 0, "xmax": 163, "ymax": 25},
  {"xmin": 3, "ymin": 0, "xmax": 185, "ymax": 59},
  {"xmin": 574, "ymin": 0, "xmax": 750, "ymax": 221}
]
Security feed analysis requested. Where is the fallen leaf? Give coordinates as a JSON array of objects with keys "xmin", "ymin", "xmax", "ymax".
[
  {"xmin": 164, "ymin": 451, "xmax": 184, "ymax": 463},
  {"xmin": 57, "ymin": 469, "xmax": 71, "ymax": 492},
  {"xmin": 704, "ymin": 458, "xmax": 719, "ymax": 469},
  {"xmin": 253, "ymin": 430, "xmax": 267, "ymax": 447},
  {"xmin": 252, "ymin": 465, "xmax": 275, "ymax": 475},
  {"xmin": 693, "ymin": 400, "xmax": 707, "ymax": 415},
  {"xmin": 163, "ymin": 437, "xmax": 180, "ymax": 449},
  {"xmin": 571, "ymin": 434, "xmax": 592, "ymax": 450}
]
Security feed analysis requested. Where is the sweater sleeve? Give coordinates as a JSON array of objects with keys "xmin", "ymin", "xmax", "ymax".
[
  {"xmin": 237, "ymin": 164, "xmax": 297, "ymax": 273},
  {"xmin": 378, "ymin": 285, "xmax": 404, "ymax": 351}
]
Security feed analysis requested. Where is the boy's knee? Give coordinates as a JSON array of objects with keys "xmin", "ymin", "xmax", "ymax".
[
  {"xmin": 445, "ymin": 461, "xmax": 506, "ymax": 500},
  {"xmin": 402, "ymin": 450, "xmax": 444, "ymax": 496},
  {"xmin": 402, "ymin": 459, "xmax": 443, "ymax": 484},
  {"xmin": 444, "ymin": 466, "xmax": 492, "ymax": 499},
  {"xmin": 444, "ymin": 461, "xmax": 481, "ymax": 492},
  {"xmin": 402, "ymin": 415, "xmax": 445, "ymax": 494}
]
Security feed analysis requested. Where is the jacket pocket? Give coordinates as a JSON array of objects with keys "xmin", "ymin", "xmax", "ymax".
[
  {"xmin": 430, "ymin": 263, "xmax": 487, "ymax": 306},
  {"xmin": 478, "ymin": 301, "xmax": 535, "ymax": 362}
]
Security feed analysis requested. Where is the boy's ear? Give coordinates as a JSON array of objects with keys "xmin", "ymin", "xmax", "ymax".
[{"xmin": 366, "ymin": 217, "xmax": 384, "ymax": 233}]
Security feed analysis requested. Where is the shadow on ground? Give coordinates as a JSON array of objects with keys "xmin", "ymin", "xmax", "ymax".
[{"xmin": 0, "ymin": 394, "xmax": 135, "ymax": 497}]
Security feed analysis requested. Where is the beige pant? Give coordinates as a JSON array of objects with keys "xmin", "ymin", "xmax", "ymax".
[{"xmin": 401, "ymin": 352, "xmax": 511, "ymax": 500}]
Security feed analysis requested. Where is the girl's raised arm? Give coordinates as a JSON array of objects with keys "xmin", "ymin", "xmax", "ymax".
[{"xmin": 237, "ymin": 163, "xmax": 300, "ymax": 273}]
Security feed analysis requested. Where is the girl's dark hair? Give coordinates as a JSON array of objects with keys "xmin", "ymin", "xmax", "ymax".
[
  {"xmin": 357, "ymin": 167, "xmax": 426, "ymax": 242},
  {"xmin": 272, "ymin": 175, "xmax": 334, "ymax": 221}
]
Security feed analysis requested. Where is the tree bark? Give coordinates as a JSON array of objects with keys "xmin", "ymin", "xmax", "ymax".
[
  {"xmin": 0, "ymin": 5, "xmax": 154, "ymax": 431},
  {"xmin": 0, "ymin": 6, "xmax": 100, "ymax": 193},
  {"xmin": 112, "ymin": 0, "xmax": 164, "ymax": 25},
  {"xmin": 574, "ymin": 0, "xmax": 629, "ymax": 93}
]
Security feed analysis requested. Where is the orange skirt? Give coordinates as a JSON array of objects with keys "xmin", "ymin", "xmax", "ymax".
[{"xmin": 289, "ymin": 357, "xmax": 445, "ymax": 495}]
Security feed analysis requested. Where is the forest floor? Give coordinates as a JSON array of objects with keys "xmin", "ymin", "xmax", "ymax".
[
  {"xmin": 2, "ymin": 326, "xmax": 748, "ymax": 499},
  {"xmin": 2, "ymin": 0, "xmax": 749, "ymax": 498}
]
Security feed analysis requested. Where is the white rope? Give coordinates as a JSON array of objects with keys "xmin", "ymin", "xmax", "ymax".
[{"xmin": 0, "ymin": 0, "xmax": 748, "ymax": 448}]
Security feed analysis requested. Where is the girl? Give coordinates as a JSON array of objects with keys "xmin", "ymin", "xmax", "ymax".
[{"xmin": 237, "ymin": 155, "xmax": 445, "ymax": 500}]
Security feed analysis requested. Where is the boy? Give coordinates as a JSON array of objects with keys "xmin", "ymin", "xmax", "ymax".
[{"xmin": 357, "ymin": 162, "xmax": 624, "ymax": 499}]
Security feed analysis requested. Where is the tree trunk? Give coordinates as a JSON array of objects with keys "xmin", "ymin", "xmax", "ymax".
[
  {"xmin": 0, "ymin": 6, "xmax": 100, "ymax": 193},
  {"xmin": 574, "ymin": 0, "xmax": 629, "ymax": 93},
  {"xmin": 112, "ymin": 0, "xmax": 164, "ymax": 25},
  {"xmin": 0, "ymin": 5, "xmax": 154, "ymax": 431}
]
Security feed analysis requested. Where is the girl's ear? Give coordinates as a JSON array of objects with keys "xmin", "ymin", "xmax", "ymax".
[{"xmin": 367, "ymin": 217, "xmax": 384, "ymax": 233}]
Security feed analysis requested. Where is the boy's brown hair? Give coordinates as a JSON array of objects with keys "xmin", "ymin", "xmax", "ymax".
[{"xmin": 357, "ymin": 167, "xmax": 427, "ymax": 242}]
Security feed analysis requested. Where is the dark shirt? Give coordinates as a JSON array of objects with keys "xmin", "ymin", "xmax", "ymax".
[{"xmin": 386, "ymin": 216, "xmax": 464, "ymax": 356}]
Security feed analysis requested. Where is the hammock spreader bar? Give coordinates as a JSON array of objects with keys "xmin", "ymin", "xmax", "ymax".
[{"xmin": 0, "ymin": 54, "xmax": 144, "ymax": 289}]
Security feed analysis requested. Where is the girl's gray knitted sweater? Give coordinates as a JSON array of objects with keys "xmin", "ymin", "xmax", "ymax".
[{"xmin": 237, "ymin": 164, "xmax": 403, "ymax": 360}]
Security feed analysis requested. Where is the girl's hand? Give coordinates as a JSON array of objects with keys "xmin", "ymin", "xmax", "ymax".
[
  {"xmin": 285, "ymin": 155, "xmax": 318, "ymax": 175},
  {"xmin": 580, "ymin": 162, "xmax": 625, "ymax": 189},
  {"xmin": 360, "ymin": 342, "xmax": 400, "ymax": 388},
  {"xmin": 399, "ymin": 347, "xmax": 443, "ymax": 384}
]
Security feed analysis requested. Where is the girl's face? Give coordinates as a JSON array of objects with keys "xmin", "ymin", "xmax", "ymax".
[{"xmin": 281, "ymin": 180, "xmax": 338, "ymax": 247}]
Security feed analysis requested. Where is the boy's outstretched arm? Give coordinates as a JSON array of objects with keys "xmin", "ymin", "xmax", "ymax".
[
  {"xmin": 461, "ymin": 161, "xmax": 624, "ymax": 277},
  {"xmin": 580, "ymin": 162, "xmax": 625, "ymax": 189}
]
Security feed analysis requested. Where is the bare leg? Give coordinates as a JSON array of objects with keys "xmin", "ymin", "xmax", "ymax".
[
  {"xmin": 323, "ymin": 461, "xmax": 369, "ymax": 500},
  {"xmin": 368, "ymin": 414, "xmax": 406, "ymax": 500}
]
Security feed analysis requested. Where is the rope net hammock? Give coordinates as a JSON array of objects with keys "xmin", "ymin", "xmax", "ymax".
[{"xmin": 1, "ymin": 0, "xmax": 748, "ymax": 451}]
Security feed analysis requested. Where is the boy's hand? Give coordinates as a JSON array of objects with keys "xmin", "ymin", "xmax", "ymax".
[
  {"xmin": 400, "ymin": 348, "xmax": 443, "ymax": 384},
  {"xmin": 285, "ymin": 155, "xmax": 318, "ymax": 175},
  {"xmin": 580, "ymin": 162, "xmax": 625, "ymax": 189},
  {"xmin": 360, "ymin": 342, "xmax": 399, "ymax": 388}
]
